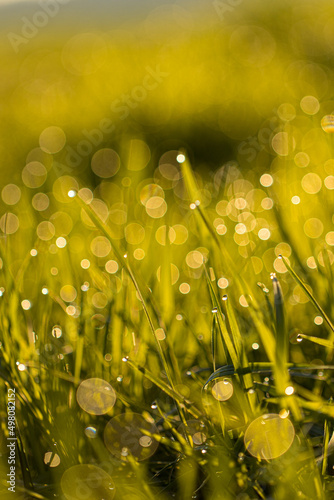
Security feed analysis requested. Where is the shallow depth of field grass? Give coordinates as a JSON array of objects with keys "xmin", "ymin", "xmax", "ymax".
[{"xmin": 1, "ymin": 1, "xmax": 334, "ymax": 499}]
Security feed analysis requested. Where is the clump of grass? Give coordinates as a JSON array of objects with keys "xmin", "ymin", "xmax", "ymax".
[{"xmin": 1, "ymin": 129, "xmax": 334, "ymax": 500}]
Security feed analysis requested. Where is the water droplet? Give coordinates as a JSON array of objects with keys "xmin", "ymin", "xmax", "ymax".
[
  {"xmin": 195, "ymin": 200, "xmax": 200, "ymax": 206},
  {"xmin": 211, "ymin": 307, "xmax": 218, "ymax": 313},
  {"xmin": 41, "ymin": 287, "xmax": 48, "ymax": 295},
  {"xmin": 186, "ymin": 370, "xmax": 192, "ymax": 376},
  {"xmin": 278, "ymin": 254, "xmax": 283, "ymax": 259},
  {"xmin": 257, "ymin": 282, "xmax": 269, "ymax": 293},
  {"xmin": 68, "ymin": 190, "xmax": 77, "ymax": 198},
  {"xmin": 151, "ymin": 402, "xmax": 158, "ymax": 409},
  {"xmin": 116, "ymin": 376, "xmax": 123, "ymax": 382},
  {"xmin": 189, "ymin": 203, "xmax": 196, "ymax": 210},
  {"xmin": 121, "ymin": 447, "xmax": 129, "ymax": 457},
  {"xmin": 122, "ymin": 356, "xmax": 129, "ymax": 362},
  {"xmin": 222, "ymin": 295, "xmax": 228, "ymax": 301},
  {"xmin": 270, "ymin": 272, "xmax": 276, "ymax": 280}
]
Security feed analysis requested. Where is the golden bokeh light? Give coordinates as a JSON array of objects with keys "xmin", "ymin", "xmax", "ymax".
[
  {"xmin": 104, "ymin": 412, "xmax": 159, "ymax": 461},
  {"xmin": 53, "ymin": 176, "xmax": 79, "ymax": 203},
  {"xmin": 155, "ymin": 328, "xmax": 166, "ymax": 340},
  {"xmin": 39, "ymin": 126, "xmax": 66, "ymax": 154},
  {"xmin": 44, "ymin": 452, "xmax": 61, "ymax": 467},
  {"xmin": 36, "ymin": 221, "xmax": 55, "ymax": 240},
  {"xmin": 105, "ymin": 260, "xmax": 119, "ymax": 274},
  {"xmin": 212, "ymin": 379, "xmax": 234, "ymax": 401},
  {"xmin": 303, "ymin": 218, "xmax": 323, "ymax": 238},
  {"xmin": 0, "ymin": 213, "xmax": 19, "ymax": 234},
  {"xmin": 61, "ymin": 464, "xmax": 115, "ymax": 500},
  {"xmin": 321, "ymin": 115, "xmax": 334, "ymax": 133},
  {"xmin": 76, "ymin": 378, "xmax": 116, "ymax": 415},
  {"xmin": 32, "ymin": 193, "xmax": 49, "ymax": 211},
  {"xmin": 91, "ymin": 148, "xmax": 121, "ymax": 178},
  {"xmin": 90, "ymin": 236, "xmax": 112, "ymax": 257},
  {"xmin": 127, "ymin": 139, "xmax": 151, "ymax": 171},
  {"xmin": 124, "ymin": 222, "xmax": 145, "ymax": 245},
  {"xmin": 156, "ymin": 263, "xmax": 179, "ymax": 285},
  {"xmin": 22, "ymin": 162, "xmax": 47, "ymax": 188},
  {"xmin": 179, "ymin": 283, "xmax": 190, "ymax": 294},
  {"xmin": 145, "ymin": 196, "xmax": 167, "ymax": 218},
  {"xmin": 244, "ymin": 413, "xmax": 295, "ymax": 459},
  {"xmin": 301, "ymin": 173, "xmax": 322, "ymax": 194},
  {"xmin": 1, "ymin": 184, "xmax": 21, "ymax": 205},
  {"xmin": 300, "ymin": 95, "xmax": 320, "ymax": 115},
  {"xmin": 60, "ymin": 285, "xmax": 77, "ymax": 302}
]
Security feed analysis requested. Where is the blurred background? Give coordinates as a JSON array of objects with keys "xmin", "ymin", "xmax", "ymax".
[{"xmin": 2, "ymin": 0, "xmax": 334, "ymax": 185}]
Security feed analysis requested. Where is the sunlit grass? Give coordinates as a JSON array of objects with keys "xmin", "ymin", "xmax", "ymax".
[{"xmin": 1, "ymin": 1, "xmax": 334, "ymax": 498}]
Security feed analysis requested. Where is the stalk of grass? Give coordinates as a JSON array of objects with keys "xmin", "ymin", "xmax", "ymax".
[
  {"xmin": 271, "ymin": 274, "xmax": 302, "ymax": 420},
  {"xmin": 74, "ymin": 195, "xmax": 189, "ymax": 421}
]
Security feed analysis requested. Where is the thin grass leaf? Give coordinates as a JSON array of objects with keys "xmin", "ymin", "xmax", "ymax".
[
  {"xmin": 280, "ymin": 255, "xmax": 334, "ymax": 333},
  {"xmin": 299, "ymin": 334, "xmax": 334, "ymax": 349}
]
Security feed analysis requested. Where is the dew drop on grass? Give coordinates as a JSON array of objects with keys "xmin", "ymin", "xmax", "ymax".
[
  {"xmin": 211, "ymin": 307, "xmax": 218, "ymax": 313},
  {"xmin": 222, "ymin": 295, "xmax": 228, "ymax": 301},
  {"xmin": 122, "ymin": 356, "xmax": 129, "ymax": 362},
  {"xmin": 151, "ymin": 402, "xmax": 157, "ymax": 409}
]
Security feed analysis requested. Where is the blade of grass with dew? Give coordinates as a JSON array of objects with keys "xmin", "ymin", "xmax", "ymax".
[
  {"xmin": 74, "ymin": 194, "xmax": 187, "ymax": 417},
  {"xmin": 271, "ymin": 274, "xmax": 302, "ymax": 420},
  {"xmin": 203, "ymin": 263, "xmax": 239, "ymax": 369},
  {"xmin": 221, "ymin": 294, "xmax": 255, "ymax": 407}
]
